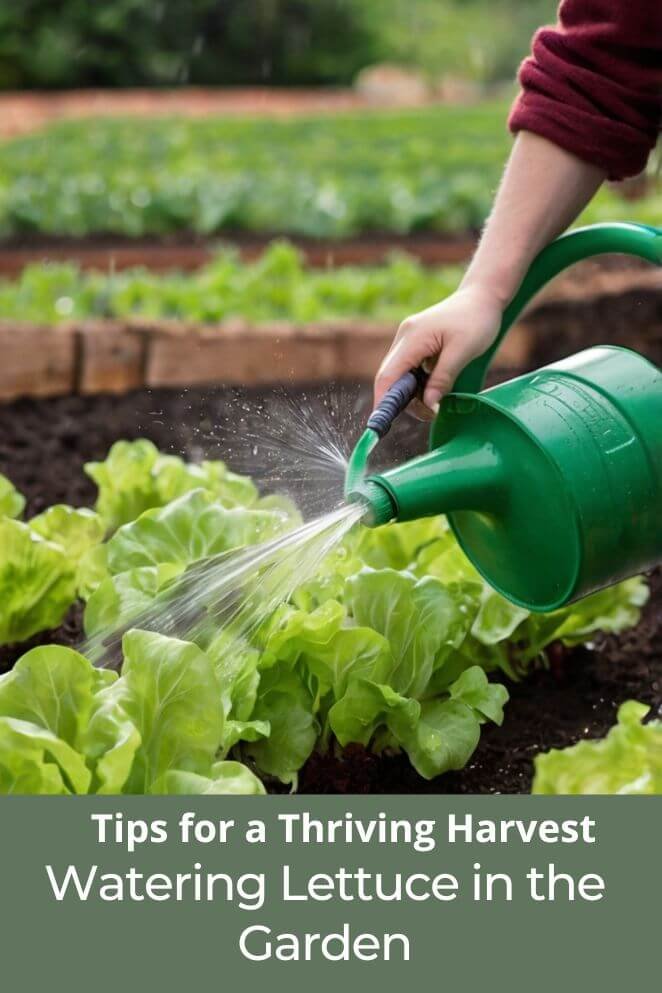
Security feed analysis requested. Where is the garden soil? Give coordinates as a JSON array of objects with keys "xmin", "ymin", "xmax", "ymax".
[{"xmin": 0, "ymin": 383, "xmax": 659, "ymax": 794}]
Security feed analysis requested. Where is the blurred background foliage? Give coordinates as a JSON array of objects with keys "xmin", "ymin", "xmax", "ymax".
[{"xmin": 0, "ymin": 0, "xmax": 557, "ymax": 90}]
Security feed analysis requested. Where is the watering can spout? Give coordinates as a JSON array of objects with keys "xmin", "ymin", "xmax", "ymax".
[{"xmin": 352, "ymin": 430, "xmax": 505, "ymax": 527}]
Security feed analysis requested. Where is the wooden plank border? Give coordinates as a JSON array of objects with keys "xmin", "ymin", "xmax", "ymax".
[
  {"xmin": 0, "ymin": 268, "xmax": 659, "ymax": 402},
  {"xmin": 0, "ymin": 315, "xmax": 531, "ymax": 401}
]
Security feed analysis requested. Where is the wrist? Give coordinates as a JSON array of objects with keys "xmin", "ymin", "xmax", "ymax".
[{"xmin": 457, "ymin": 271, "xmax": 513, "ymax": 310}]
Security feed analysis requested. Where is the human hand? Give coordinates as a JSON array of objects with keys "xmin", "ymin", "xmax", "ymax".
[{"xmin": 374, "ymin": 284, "xmax": 504, "ymax": 417}]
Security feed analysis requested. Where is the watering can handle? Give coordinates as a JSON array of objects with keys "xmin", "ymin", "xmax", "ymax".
[{"xmin": 454, "ymin": 221, "xmax": 662, "ymax": 395}]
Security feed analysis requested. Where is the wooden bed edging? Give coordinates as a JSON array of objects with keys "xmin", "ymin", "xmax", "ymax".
[
  {"xmin": 1, "ymin": 263, "xmax": 660, "ymax": 403},
  {"xmin": 0, "ymin": 315, "xmax": 534, "ymax": 402}
]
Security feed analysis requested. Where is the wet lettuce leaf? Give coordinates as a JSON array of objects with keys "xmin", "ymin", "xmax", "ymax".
[
  {"xmin": 84, "ymin": 489, "xmax": 294, "ymax": 638},
  {"xmin": 244, "ymin": 662, "xmax": 318, "ymax": 788}
]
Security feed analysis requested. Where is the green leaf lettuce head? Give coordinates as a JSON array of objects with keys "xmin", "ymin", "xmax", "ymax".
[
  {"xmin": 533, "ymin": 701, "xmax": 662, "ymax": 795},
  {"xmin": 0, "ymin": 505, "xmax": 104, "ymax": 644},
  {"xmin": 370, "ymin": 517, "xmax": 648, "ymax": 679},
  {"xmin": 85, "ymin": 438, "xmax": 261, "ymax": 532},
  {"xmin": 0, "ymin": 634, "xmax": 264, "ymax": 795}
]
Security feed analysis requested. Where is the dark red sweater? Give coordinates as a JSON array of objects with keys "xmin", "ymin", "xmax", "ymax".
[{"xmin": 509, "ymin": 0, "xmax": 662, "ymax": 180}]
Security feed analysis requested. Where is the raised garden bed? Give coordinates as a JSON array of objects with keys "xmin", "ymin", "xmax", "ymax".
[
  {"xmin": 0, "ymin": 383, "xmax": 659, "ymax": 794},
  {"xmin": 0, "ymin": 263, "xmax": 658, "ymax": 401},
  {"xmin": 0, "ymin": 87, "xmax": 409, "ymax": 140},
  {"xmin": 0, "ymin": 257, "xmax": 659, "ymax": 795}
]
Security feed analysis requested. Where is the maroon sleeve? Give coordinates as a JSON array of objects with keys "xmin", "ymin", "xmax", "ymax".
[{"xmin": 509, "ymin": 0, "xmax": 662, "ymax": 180}]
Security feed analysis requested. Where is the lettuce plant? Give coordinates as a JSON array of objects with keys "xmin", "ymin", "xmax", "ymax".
[
  {"xmin": 0, "ymin": 632, "xmax": 264, "ymax": 795},
  {"xmin": 533, "ymin": 702, "xmax": 662, "ymax": 795},
  {"xmin": 0, "ymin": 495, "xmax": 104, "ymax": 644},
  {"xmin": 83, "ymin": 487, "xmax": 299, "ymax": 638},
  {"xmin": 85, "ymin": 438, "xmax": 260, "ymax": 533},
  {"xmin": 0, "ymin": 443, "xmax": 650, "ymax": 793}
]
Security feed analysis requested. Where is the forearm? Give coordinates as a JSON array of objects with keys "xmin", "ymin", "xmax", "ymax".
[
  {"xmin": 374, "ymin": 132, "xmax": 606, "ymax": 410},
  {"xmin": 461, "ymin": 131, "xmax": 605, "ymax": 307}
]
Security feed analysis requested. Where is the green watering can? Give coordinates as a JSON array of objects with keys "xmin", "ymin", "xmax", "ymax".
[{"xmin": 345, "ymin": 222, "xmax": 662, "ymax": 612}]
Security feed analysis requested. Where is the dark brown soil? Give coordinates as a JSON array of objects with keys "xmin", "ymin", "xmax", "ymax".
[
  {"xmin": 2, "ymin": 234, "xmax": 660, "ymax": 279},
  {"xmin": 0, "ymin": 383, "xmax": 659, "ymax": 793},
  {"xmin": 0, "ymin": 231, "xmax": 478, "ymax": 277}
]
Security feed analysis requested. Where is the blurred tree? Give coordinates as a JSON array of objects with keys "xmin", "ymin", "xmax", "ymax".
[
  {"xmin": 0, "ymin": 0, "xmax": 556, "ymax": 90},
  {"xmin": 0, "ymin": 0, "xmax": 383, "ymax": 88}
]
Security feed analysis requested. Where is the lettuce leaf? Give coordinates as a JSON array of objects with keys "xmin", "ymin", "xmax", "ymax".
[
  {"xmin": 151, "ymin": 761, "xmax": 265, "ymax": 795},
  {"xmin": 245, "ymin": 662, "xmax": 318, "ymax": 787},
  {"xmin": 83, "ymin": 489, "xmax": 294, "ymax": 638},
  {"xmin": 346, "ymin": 567, "xmax": 472, "ymax": 698},
  {"xmin": 328, "ymin": 666, "xmax": 505, "ymax": 780},
  {"xmin": 0, "ymin": 633, "xmax": 266, "ymax": 796},
  {"xmin": 257, "ymin": 600, "xmax": 345, "ymax": 669},
  {"xmin": 0, "ymin": 507, "xmax": 104, "ymax": 643},
  {"xmin": 392, "ymin": 699, "xmax": 482, "ymax": 780},
  {"xmin": 533, "ymin": 701, "xmax": 662, "ymax": 795},
  {"xmin": 0, "ymin": 644, "xmax": 105, "ymax": 746},
  {"xmin": 0, "ymin": 473, "xmax": 25, "ymax": 519},
  {"xmin": 329, "ymin": 679, "xmax": 420, "ymax": 749},
  {"xmin": 0, "ymin": 717, "xmax": 91, "ymax": 794},
  {"xmin": 95, "ymin": 630, "xmax": 224, "ymax": 793},
  {"xmin": 84, "ymin": 564, "xmax": 182, "ymax": 638},
  {"xmin": 85, "ymin": 438, "xmax": 261, "ymax": 532},
  {"xmin": 105, "ymin": 489, "xmax": 288, "ymax": 572}
]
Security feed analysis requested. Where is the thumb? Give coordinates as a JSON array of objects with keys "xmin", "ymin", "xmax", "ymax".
[{"xmin": 423, "ymin": 339, "xmax": 472, "ymax": 409}]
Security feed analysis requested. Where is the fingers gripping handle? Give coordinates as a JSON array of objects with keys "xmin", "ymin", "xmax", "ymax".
[{"xmin": 367, "ymin": 367, "xmax": 428, "ymax": 438}]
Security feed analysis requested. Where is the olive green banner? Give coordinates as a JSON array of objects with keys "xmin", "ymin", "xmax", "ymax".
[{"xmin": 1, "ymin": 796, "xmax": 658, "ymax": 991}]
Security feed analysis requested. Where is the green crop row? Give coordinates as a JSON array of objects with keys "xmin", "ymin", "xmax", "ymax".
[
  {"xmin": 0, "ymin": 242, "xmax": 465, "ymax": 324},
  {"xmin": 1, "ymin": 108, "xmax": 658, "ymax": 240}
]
